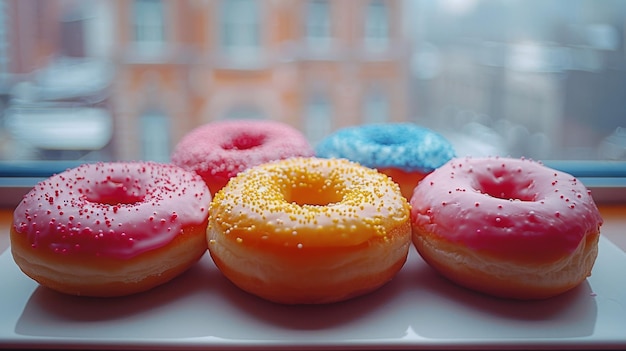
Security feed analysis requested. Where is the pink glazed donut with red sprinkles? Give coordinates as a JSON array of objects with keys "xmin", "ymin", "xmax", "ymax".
[
  {"xmin": 171, "ymin": 120, "xmax": 314, "ymax": 195},
  {"xmin": 10, "ymin": 162, "xmax": 211, "ymax": 297},
  {"xmin": 410, "ymin": 157, "xmax": 603, "ymax": 300}
]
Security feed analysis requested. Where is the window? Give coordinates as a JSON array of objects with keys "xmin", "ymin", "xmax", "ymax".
[
  {"xmin": 223, "ymin": 104, "xmax": 265, "ymax": 120},
  {"xmin": 304, "ymin": 93, "xmax": 332, "ymax": 146},
  {"xmin": 60, "ymin": 5, "xmax": 86, "ymax": 57},
  {"xmin": 0, "ymin": 0, "xmax": 625, "ymax": 207},
  {"xmin": 364, "ymin": 0, "xmax": 389, "ymax": 50},
  {"xmin": 305, "ymin": 0, "xmax": 332, "ymax": 49},
  {"xmin": 0, "ymin": 0, "xmax": 7, "ymax": 76},
  {"xmin": 140, "ymin": 110, "xmax": 170, "ymax": 162},
  {"xmin": 133, "ymin": 0, "xmax": 165, "ymax": 53},
  {"xmin": 220, "ymin": 0, "xmax": 260, "ymax": 62},
  {"xmin": 362, "ymin": 86, "xmax": 389, "ymax": 124}
]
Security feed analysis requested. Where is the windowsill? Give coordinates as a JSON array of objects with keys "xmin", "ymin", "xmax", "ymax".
[
  {"xmin": 121, "ymin": 43, "xmax": 198, "ymax": 64},
  {"xmin": 0, "ymin": 160, "xmax": 92, "ymax": 209},
  {"xmin": 1, "ymin": 160, "xmax": 625, "ymax": 208},
  {"xmin": 542, "ymin": 160, "xmax": 626, "ymax": 204},
  {"xmin": 211, "ymin": 53, "xmax": 273, "ymax": 71}
]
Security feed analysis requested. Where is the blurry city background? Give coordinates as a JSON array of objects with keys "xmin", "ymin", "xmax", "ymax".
[{"xmin": 0, "ymin": 0, "xmax": 625, "ymax": 163}]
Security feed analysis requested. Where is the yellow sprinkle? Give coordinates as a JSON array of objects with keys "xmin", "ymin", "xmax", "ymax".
[{"xmin": 207, "ymin": 157, "xmax": 410, "ymax": 248}]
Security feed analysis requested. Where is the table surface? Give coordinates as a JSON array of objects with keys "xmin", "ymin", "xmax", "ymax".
[{"xmin": 0, "ymin": 206, "xmax": 625, "ymax": 351}]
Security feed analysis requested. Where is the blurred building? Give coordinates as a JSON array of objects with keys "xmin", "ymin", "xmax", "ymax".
[
  {"xmin": 0, "ymin": 0, "xmax": 411, "ymax": 162},
  {"xmin": 0, "ymin": 0, "xmax": 114, "ymax": 160},
  {"xmin": 407, "ymin": 0, "xmax": 626, "ymax": 160},
  {"xmin": 113, "ymin": 0, "xmax": 410, "ymax": 161},
  {"xmin": 4, "ymin": 0, "xmax": 623, "ymax": 162}
]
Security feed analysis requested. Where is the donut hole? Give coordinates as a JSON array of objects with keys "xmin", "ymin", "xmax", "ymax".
[
  {"xmin": 84, "ymin": 178, "xmax": 146, "ymax": 205},
  {"xmin": 285, "ymin": 179, "xmax": 344, "ymax": 207},
  {"xmin": 222, "ymin": 133, "xmax": 266, "ymax": 150},
  {"xmin": 476, "ymin": 176, "xmax": 536, "ymax": 202},
  {"xmin": 369, "ymin": 133, "xmax": 407, "ymax": 146}
]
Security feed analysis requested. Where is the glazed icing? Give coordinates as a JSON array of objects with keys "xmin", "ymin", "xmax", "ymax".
[
  {"xmin": 171, "ymin": 120, "xmax": 314, "ymax": 193},
  {"xmin": 410, "ymin": 157, "xmax": 603, "ymax": 262},
  {"xmin": 12, "ymin": 162, "xmax": 211, "ymax": 259},
  {"xmin": 315, "ymin": 123, "xmax": 455, "ymax": 173},
  {"xmin": 209, "ymin": 157, "xmax": 410, "ymax": 250}
]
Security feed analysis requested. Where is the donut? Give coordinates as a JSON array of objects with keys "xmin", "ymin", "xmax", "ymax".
[
  {"xmin": 207, "ymin": 157, "xmax": 411, "ymax": 304},
  {"xmin": 410, "ymin": 157, "xmax": 603, "ymax": 300},
  {"xmin": 315, "ymin": 123, "xmax": 455, "ymax": 198},
  {"xmin": 171, "ymin": 119, "xmax": 314, "ymax": 195},
  {"xmin": 10, "ymin": 162, "xmax": 211, "ymax": 297}
]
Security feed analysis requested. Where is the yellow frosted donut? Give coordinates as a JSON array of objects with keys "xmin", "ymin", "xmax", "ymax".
[{"xmin": 207, "ymin": 157, "xmax": 411, "ymax": 304}]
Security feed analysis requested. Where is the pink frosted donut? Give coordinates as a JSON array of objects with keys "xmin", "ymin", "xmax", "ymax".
[
  {"xmin": 410, "ymin": 157, "xmax": 603, "ymax": 299},
  {"xmin": 11, "ymin": 162, "xmax": 211, "ymax": 297},
  {"xmin": 171, "ymin": 120, "xmax": 314, "ymax": 195}
]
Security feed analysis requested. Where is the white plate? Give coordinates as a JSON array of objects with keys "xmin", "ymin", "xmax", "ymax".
[{"xmin": 1, "ymin": 237, "xmax": 626, "ymax": 350}]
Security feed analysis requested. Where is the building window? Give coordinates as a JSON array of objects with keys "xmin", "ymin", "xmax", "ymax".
[
  {"xmin": 305, "ymin": 0, "xmax": 332, "ymax": 49},
  {"xmin": 223, "ymin": 104, "xmax": 265, "ymax": 120},
  {"xmin": 305, "ymin": 93, "xmax": 332, "ymax": 145},
  {"xmin": 220, "ymin": 0, "xmax": 260, "ymax": 61},
  {"xmin": 60, "ymin": 5, "xmax": 86, "ymax": 57},
  {"xmin": 133, "ymin": 0, "xmax": 165, "ymax": 53},
  {"xmin": 363, "ymin": 87, "xmax": 389, "ymax": 124},
  {"xmin": 0, "ymin": 0, "xmax": 8, "ymax": 76},
  {"xmin": 140, "ymin": 110, "xmax": 170, "ymax": 162},
  {"xmin": 364, "ymin": 0, "xmax": 389, "ymax": 50}
]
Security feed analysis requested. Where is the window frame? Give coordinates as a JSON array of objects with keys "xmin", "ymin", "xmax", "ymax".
[
  {"xmin": 132, "ymin": 0, "xmax": 167, "ymax": 54},
  {"xmin": 0, "ymin": 1, "xmax": 625, "ymax": 209},
  {"xmin": 363, "ymin": 0, "xmax": 390, "ymax": 51},
  {"xmin": 304, "ymin": 92, "xmax": 333, "ymax": 145},
  {"xmin": 1, "ymin": 160, "xmax": 624, "ymax": 209},
  {"xmin": 304, "ymin": 0, "xmax": 333, "ymax": 50},
  {"xmin": 139, "ymin": 109, "xmax": 171, "ymax": 163},
  {"xmin": 218, "ymin": 0, "xmax": 262, "ymax": 66}
]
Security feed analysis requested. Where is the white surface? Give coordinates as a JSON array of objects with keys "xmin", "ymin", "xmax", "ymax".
[{"xmin": 1, "ymin": 237, "xmax": 625, "ymax": 350}]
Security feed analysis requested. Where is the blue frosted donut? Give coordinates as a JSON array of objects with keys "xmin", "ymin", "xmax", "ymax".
[
  {"xmin": 315, "ymin": 123, "xmax": 455, "ymax": 197},
  {"xmin": 316, "ymin": 123, "xmax": 455, "ymax": 172}
]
